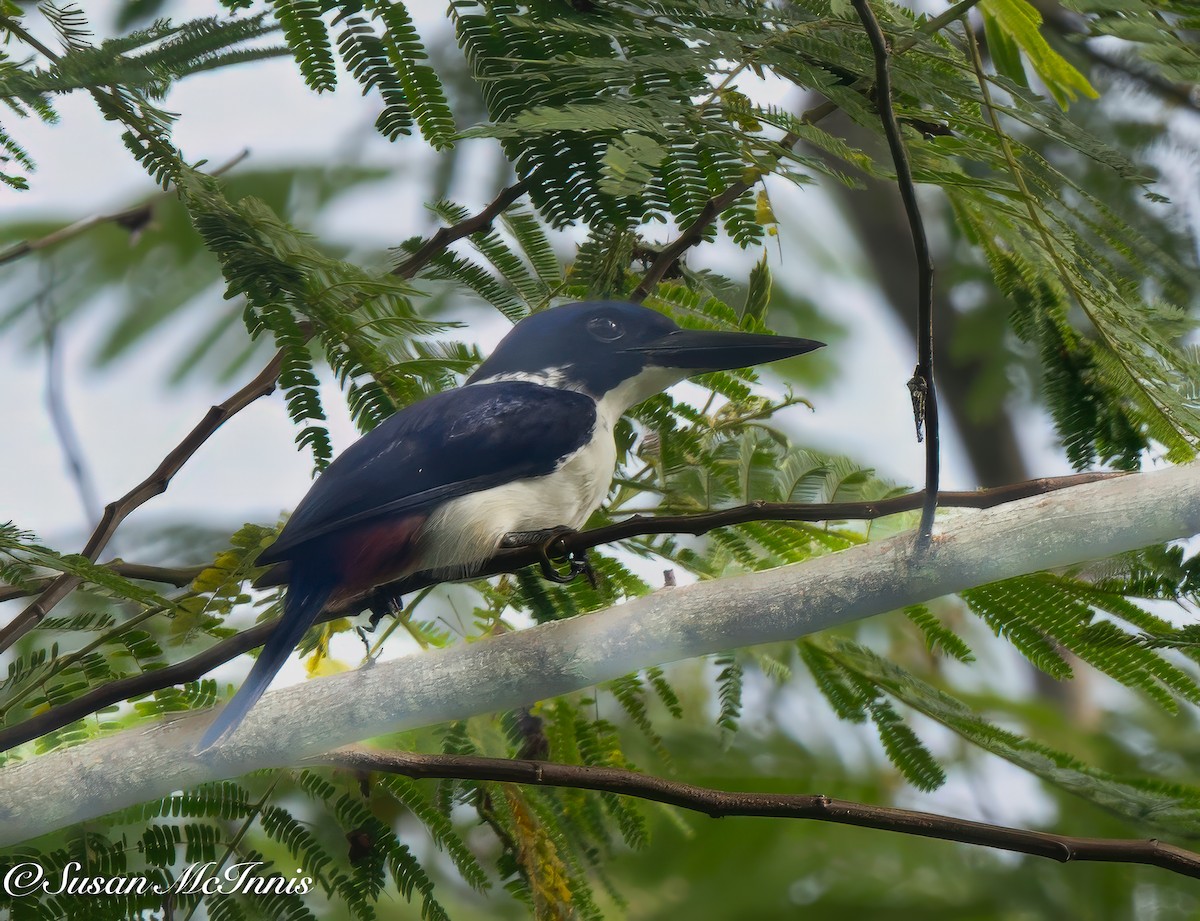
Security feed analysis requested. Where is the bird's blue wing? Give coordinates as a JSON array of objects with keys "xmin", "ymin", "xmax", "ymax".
[{"xmin": 257, "ymin": 381, "xmax": 597, "ymax": 566}]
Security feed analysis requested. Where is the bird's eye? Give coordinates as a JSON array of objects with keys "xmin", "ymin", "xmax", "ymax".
[{"xmin": 587, "ymin": 316, "xmax": 623, "ymax": 341}]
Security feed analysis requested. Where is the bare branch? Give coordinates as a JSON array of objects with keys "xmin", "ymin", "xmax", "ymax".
[{"xmin": 318, "ymin": 746, "xmax": 1200, "ymax": 880}]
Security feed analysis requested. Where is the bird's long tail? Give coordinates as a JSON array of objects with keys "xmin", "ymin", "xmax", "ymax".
[{"xmin": 197, "ymin": 571, "xmax": 334, "ymax": 752}]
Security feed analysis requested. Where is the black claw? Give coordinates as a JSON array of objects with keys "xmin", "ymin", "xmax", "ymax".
[
  {"xmin": 503, "ymin": 526, "xmax": 597, "ymax": 587},
  {"xmin": 367, "ymin": 589, "xmax": 405, "ymax": 630},
  {"xmin": 539, "ymin": 556, "xmax": 578, "ymax": 584},
  {"xmin": 576, "ymin": 551, "xmax": 598, "ymax": 590},
  {"xmin": 538, "ymin": 547, "xmax": 597, "ymax": 588},
  {"xmin": 514, "ymin": 525, "xmax": 590, "ymax": 584}
]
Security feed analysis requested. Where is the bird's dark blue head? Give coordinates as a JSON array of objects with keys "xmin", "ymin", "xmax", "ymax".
[{"xmin": 468, "ymin": 300, "xmax": 824, "ymax": 408}]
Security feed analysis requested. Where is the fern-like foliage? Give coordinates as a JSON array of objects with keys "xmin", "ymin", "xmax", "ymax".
[
  {"xmin": 798, "ymin": 640, "xmax": 947, "ymax": 790},
  {"xmin": 905, "ymin": 603, "xmax": 975, "ymax": 663},
  {"xmin": 963, "ymin": 571, "xmax": 1200, "ymax": 713},
  {"xmin": 273, "ymin": 0, "xmax": 336, "ymax": 91},
  {"xmin": 0, "ymin": 6, "xmax": 286, "ymax": 190},
  {"xmin": 177, "ymin": 167, "xmax": 467, "ymax": 467},
  {"xmin": 267, "ymin": 1, "xmax": 457, "ymax": 145},
  {"xmin": 0, "ymin": 117, "xmax": 35, "ymax": 189},
  {"xmin": 3, "ymin": 0, "xmax": 1200, "ymax": 917},
  {"xmin": 0, "ymin": 522, "xmax": 276, "ymax": 754},
  {"xmin": 0, "ymin": 14, "xmax": 282, "ymax": 105},
  {"xmin": 451, "ymin": 0, "xmax": 809, "ymax": 236}
]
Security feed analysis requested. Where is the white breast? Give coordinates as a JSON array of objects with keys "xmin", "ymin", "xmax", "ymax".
[{"xmin": 415, "ymin": 417, "xmax": 617, "ymax": 576}]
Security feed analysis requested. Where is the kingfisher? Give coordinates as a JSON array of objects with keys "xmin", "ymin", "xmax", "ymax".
[{"xmin": 198, "ymin": 300, "xmax": 823, "ymax": 749}]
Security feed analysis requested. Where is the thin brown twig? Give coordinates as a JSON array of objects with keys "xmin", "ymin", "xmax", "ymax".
[
  {"xmin": 0, "ymin": 621, "xmax": 268, "ymax": 751},
  {"xmin": 318, "ymin": 746, "xmax": 1200, "ymax": 880},
  {"xmin": 0, "ymin": 149, "xmax": 251, "ymax": 266},
  {"xmin": 630, "ymin": 133, "xmax": 797, "ymax": 302},
  {"xmin": 391, "ymin": 180, "xmax": 529, "ymax": 278},
  {"xmin": 0, "ymin": 473, "xmax": 1119, "ymax": 752},
  {"xmin": 0, "ymin": 350, "xmax": 287, "ymax": 653},
  {"xmin": 0, "ymin": 562, "xmax": 204, "ymax": 604},
  {"xmin": 851, "ymin": 0, "xmax": 939, "ymax": 546}
]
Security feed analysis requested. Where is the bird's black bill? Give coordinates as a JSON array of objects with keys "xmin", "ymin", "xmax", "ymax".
[{"xmin": 631, "ymin": 328, "xmax": 825, "ymax": 372}]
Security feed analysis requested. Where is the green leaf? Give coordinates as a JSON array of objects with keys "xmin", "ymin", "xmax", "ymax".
[
  {"xmin": 714, "ymin": 653, "xmax": 743, "ymax": 734},
  {"xmin": 905, "ymin": 604, "xmax": 975, "ymax": 663},
  {"xmin": 372, "ymin": 0, "xmax": 455, "ymax": 149},
  {"xmin": 978, "ymin": 0, "xmax": 1098, "ymax": 107},
  {"xmin": 272, "ymin": 0, "xmax": 336, "ymax": 93},
  {"xmin": 742, "ymin": 252, "xmax": 771, "ymax": 325},
  {"xmin": 600, "ymin": 133, "xmax": 667, "ymax": 197},
  {"xmin": 981, "ymin": 8, "xmax": 1028, "ymax": 88},
  {"xmin": 868, "ymin": 699, "xmax": 947, "ymax": 792}
]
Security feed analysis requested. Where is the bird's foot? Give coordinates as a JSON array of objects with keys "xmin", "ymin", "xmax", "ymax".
[
  {"xmin": 502, "ymin": 526, "xmax": 596, "ymax": 587},
  {"xmin": 356, "ymin": 589, "xmax": 406, "ymax": 662},
  {"xmin": 366, "ymin": 588, "xmax": 405, "ymax": 631},
  {"xmin": 540, "ymin": 548, "xmax": 596, "ymax": 586}
]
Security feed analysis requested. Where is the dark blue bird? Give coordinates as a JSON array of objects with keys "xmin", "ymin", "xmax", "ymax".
[{"xmin": 198, "ymin": 300, "xmax": 823, "ymax": 749}]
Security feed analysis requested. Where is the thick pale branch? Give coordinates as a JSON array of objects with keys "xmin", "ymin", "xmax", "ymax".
[
  {"xmin": 318, "ymin": 747, "xmax": 1200, "ymax": 880},
  {"xmin": 0, "ymin": 464, "xmax": 1197, "ymax": 846},
  {"xmin": 0, "ymin": 473, "xmax": 1116, "ymax": 751}
]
